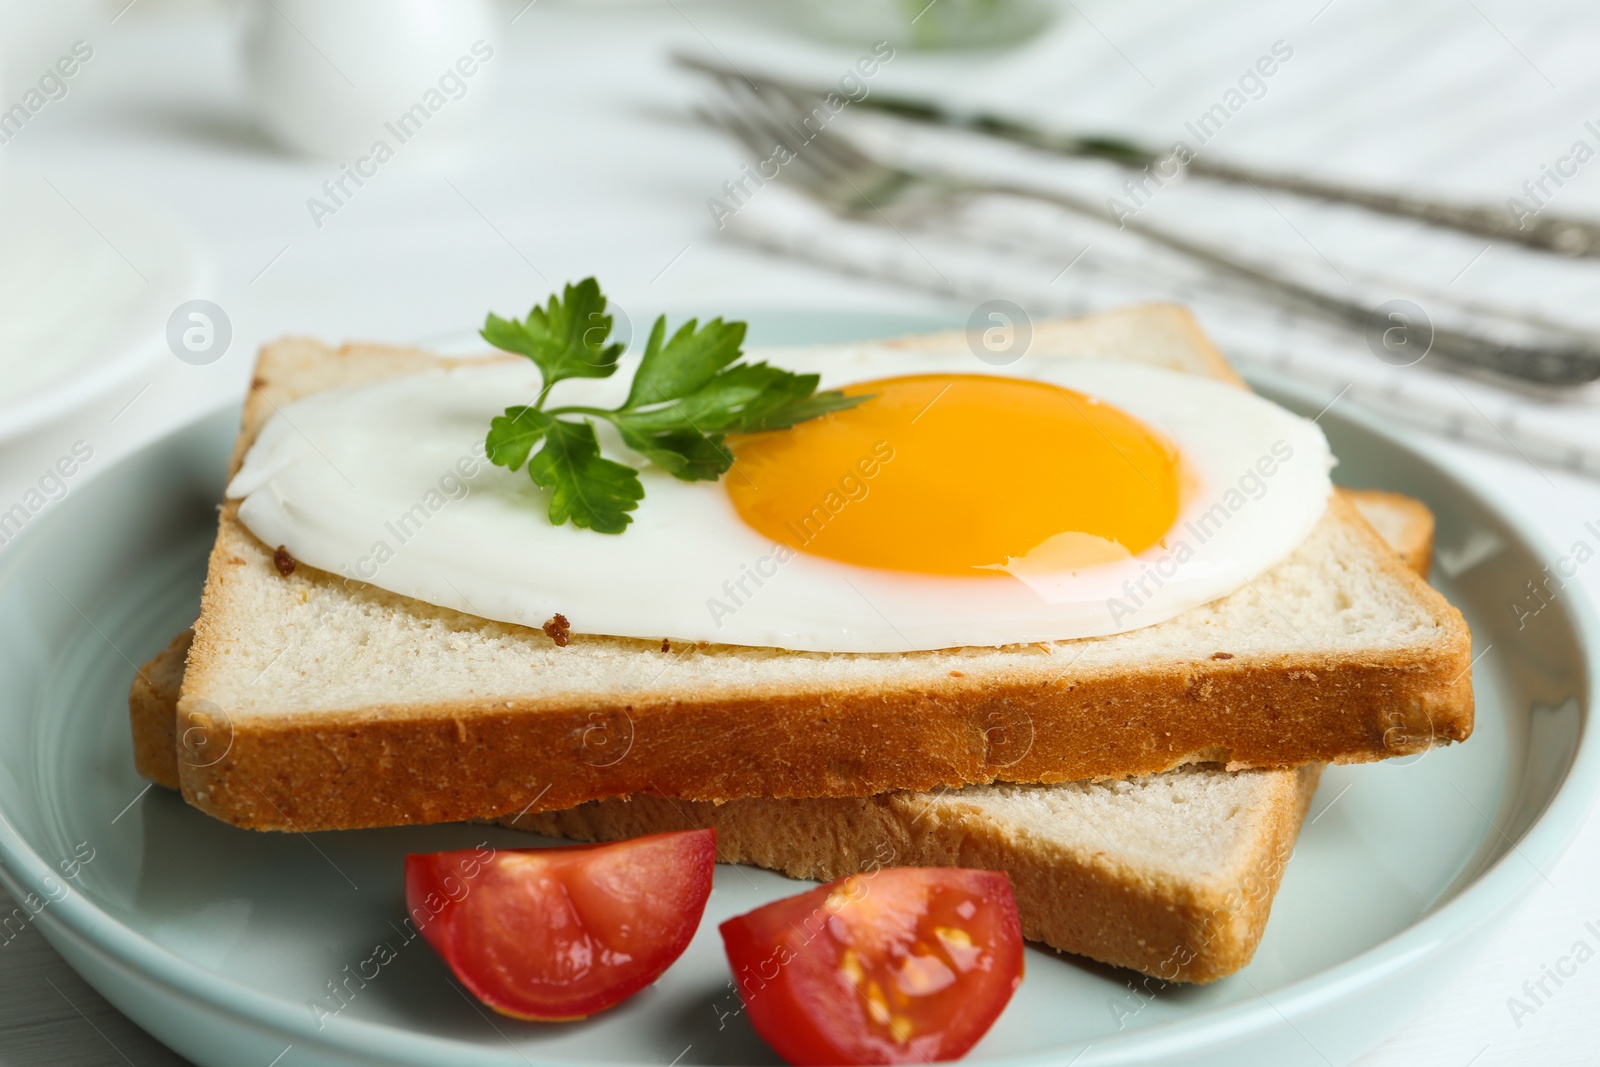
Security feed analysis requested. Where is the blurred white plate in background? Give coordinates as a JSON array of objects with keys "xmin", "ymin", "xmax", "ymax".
[{"xmin": 0, "ymin": 174, "xmax": 207, "ymax": 445}]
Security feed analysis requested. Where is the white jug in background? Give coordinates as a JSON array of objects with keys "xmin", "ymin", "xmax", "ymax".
[{"xmin": 241, "ymin": 0, "xmax": 498, "ymax": 160}]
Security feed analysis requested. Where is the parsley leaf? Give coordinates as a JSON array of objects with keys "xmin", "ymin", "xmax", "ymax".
[
  {"xmin": 525, "ymin": 420, "xmax": 644, "ymax": 534},
  {"xmin": 484, "ymin": 406, "xmax": 553, "ymax": 470},
  {"xmin": 482, "ymin": 279, "xmax": 873, "ymax": 534},
  {"xmin": 737, "ymin": 383, "xmax": 866, "ymax": 432},
  {"xmin": 625, "ymin": 315, "xmax": 747, "ymax": 407},
  {"xmin": 613, "ymin": 424, "xmax": 734, "ymax": 482},
  {"xmin": 480, "ymin": 278, "xmax": 623, "ymax": 391}
]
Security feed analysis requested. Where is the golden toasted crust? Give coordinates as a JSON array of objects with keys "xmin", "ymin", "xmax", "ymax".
[
  {"xmin": 175, "ymin": 318, "xmax": 1472, "ymax": 832},
  {"xmin": 129, "ymin": 630, "xmax": 190, "ymax": 790}
]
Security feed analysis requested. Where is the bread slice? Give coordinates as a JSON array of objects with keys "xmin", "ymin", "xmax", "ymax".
[
  {"xmin": 134, "ymin": 489, "xmax": 1435, "ymax": 794},
  {"xmin": 1347, "ymin": 489, "xmax": 1435, "ymax": 577},
  {"xmin": 504, "ymin": 764, "xmax": 1321, "ymax": 984},
  {"xmin": 128, "ymin": 494, "xmax": 1433, "ymax": 982},
  {"xmin": 130, "ymin": 629, "xmax": 188, "ymax": 790},
  {"xmin": 176, "ymin": 305, "xmax": 1473, "ymax": 832}
]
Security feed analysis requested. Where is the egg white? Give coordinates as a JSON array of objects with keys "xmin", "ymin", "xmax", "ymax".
[{"xmin": 228, "ymin": 346, "xmax": 1333, "ymax": 652}]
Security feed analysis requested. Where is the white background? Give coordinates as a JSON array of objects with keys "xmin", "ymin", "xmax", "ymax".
[{"xmin": 0, "ymin": 1, "xmax": 1597, "ymax": 1064}]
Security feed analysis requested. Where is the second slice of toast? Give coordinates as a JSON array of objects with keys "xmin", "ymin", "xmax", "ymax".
[{"xmin": 177, "ymin": 306, "xmax": 1473, "ymax": 831}]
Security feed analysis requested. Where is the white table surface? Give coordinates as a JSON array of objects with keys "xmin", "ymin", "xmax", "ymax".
[{"xmin": 0, "ymin": 1, "xmax": 1598, "ymax": 1064}]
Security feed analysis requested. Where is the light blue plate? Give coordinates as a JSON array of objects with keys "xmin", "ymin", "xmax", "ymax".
[{"xmin": 0, "ymin": 311, "xmax": 1594, "ymax": 1067}]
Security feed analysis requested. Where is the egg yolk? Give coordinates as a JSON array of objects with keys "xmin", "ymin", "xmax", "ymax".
[{"xmin": 725, "ymin": 374, "xmax": 1181, "ymax": 576}]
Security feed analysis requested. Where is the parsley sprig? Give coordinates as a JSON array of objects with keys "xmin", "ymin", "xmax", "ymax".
[{"xmin": 483, "ymin": 279, "xmax": 867, "ymax": 534}]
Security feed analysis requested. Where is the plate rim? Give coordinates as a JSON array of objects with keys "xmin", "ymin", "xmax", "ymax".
[{"xmin": 0, "ymin": 356, "xmax": 1595, "ymax": 1066}]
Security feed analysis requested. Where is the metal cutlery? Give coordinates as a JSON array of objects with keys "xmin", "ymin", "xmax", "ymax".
[
  {"xmin": 677, "ymin": 52, "xmax": 1600, "ymax": 260},
  {"xmin": 692, "ymin": 73, "xmax": 1600, "ymax": 388}
]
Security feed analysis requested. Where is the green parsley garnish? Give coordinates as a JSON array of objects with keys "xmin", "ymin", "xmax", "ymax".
[{"xmin": 483, "ymin": 278, "xmax": 868, "ymax": 534}]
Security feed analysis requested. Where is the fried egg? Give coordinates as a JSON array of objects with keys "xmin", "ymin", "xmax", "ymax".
[{"xmin": 228, "ymin": 346, "xmax": 1332, "ymax": 652}]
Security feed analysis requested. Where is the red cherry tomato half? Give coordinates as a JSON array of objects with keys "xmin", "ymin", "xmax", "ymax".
[
  {"xmin": 406, "ymin": 829, "xmax": 716, "ymax": 1020},
  {"xmin": 720, "ymin": 867, "xmax": 1024, "ymax": 1065}
]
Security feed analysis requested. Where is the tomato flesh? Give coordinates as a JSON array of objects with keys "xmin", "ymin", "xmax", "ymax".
[
  {"xmin": 720, "ymin": 868, "xmax": 1023, "ymax": 1065},
  {"xmin": 406, "ymin": 829, "xmax": 715, "ymax": 1020}
]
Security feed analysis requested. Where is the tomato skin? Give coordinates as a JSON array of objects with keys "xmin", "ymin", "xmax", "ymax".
[
  {"xmin": 406, "ymin": 829, "xmax": 715, "ymax": 1020},
  {"xmin": 720, "ymin": 868, "xmax": 1024, "ymax": 1066}
]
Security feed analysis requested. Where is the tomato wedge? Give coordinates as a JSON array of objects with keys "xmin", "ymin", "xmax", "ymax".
[
  {"xmin": 406, "ymin": 829, "xmax": 716, "ymax": 1020},
  {"xmin": 720, "ymin": 867, "xmax": 1023, "ymax": 1065}
]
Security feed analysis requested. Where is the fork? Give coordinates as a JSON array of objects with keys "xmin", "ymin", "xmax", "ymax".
[
  {"xmin": 677, "ymin": 53, "xmax": 1600, "ymax": 260},
  {"xmin": 697, "ymin": 80, "xmax": 1600, "ymax": 389}
]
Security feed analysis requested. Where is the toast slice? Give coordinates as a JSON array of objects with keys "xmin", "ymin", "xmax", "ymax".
[
  {"xmin": 1347, "ymin": 489, "xmax": 1435, "ymax": 577},
  {"xmin": 507, "ymin": 765, "xmax": 1323, "ymax": 984},
  {"xmin": 130, "ymin": 630, "xmax": 188, "ymax": 790},
  {"xmin": 127, "ymin": 494, "xmax": 1433, "ymax": 982},
  {"xmin": 177, "ymin": 305, "xmax": 1472, "ymax": 831},
  {"xmin": 133, "ymin": 489, "xmax": 1437, "ymax": 795}
]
